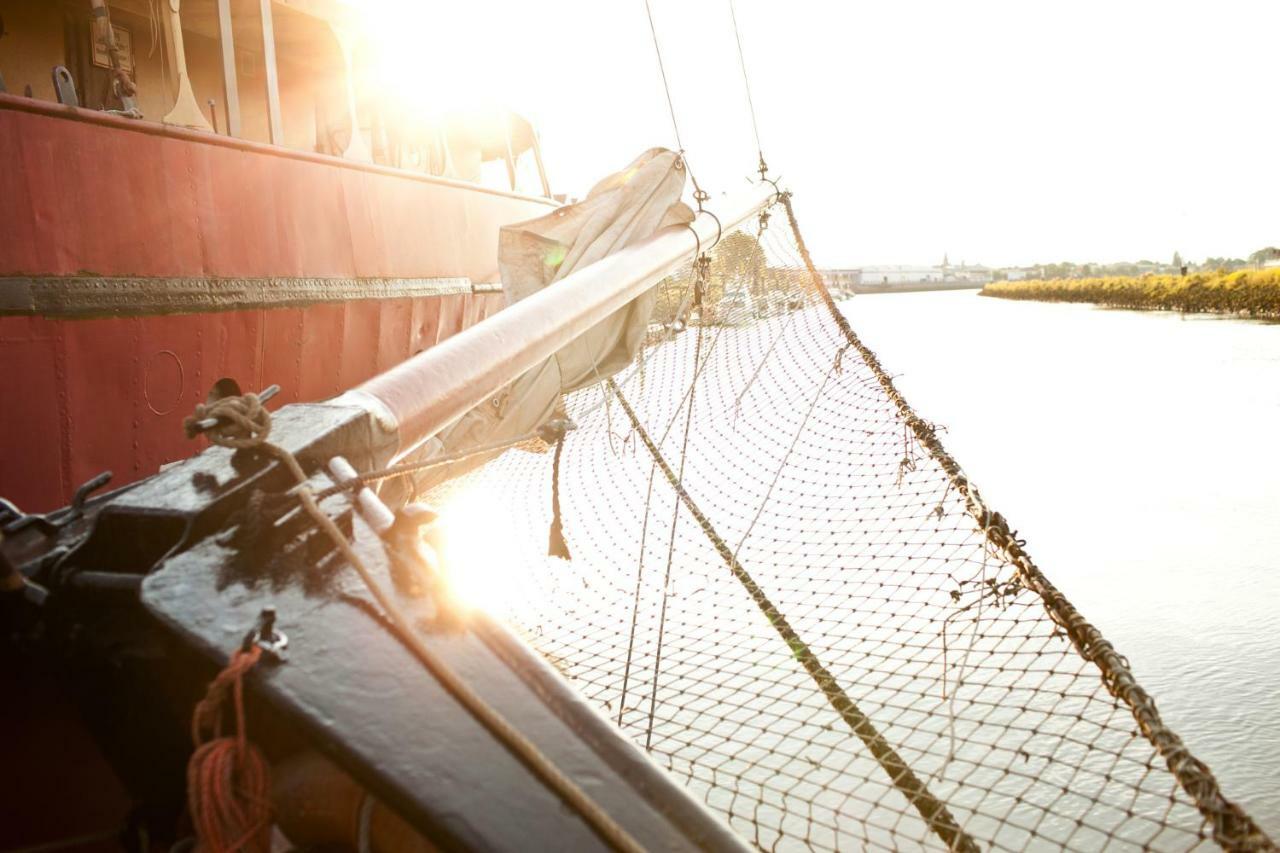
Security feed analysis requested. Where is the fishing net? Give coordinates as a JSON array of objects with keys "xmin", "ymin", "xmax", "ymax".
[{"xmin": 423, "ymin": 195, "xmax": 1271, "ymax": 852}]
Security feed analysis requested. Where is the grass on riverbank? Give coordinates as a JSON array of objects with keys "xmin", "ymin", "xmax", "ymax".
[{"xmin": 980, "ymin": 269, "xmax": 1280, "ymax": 317}]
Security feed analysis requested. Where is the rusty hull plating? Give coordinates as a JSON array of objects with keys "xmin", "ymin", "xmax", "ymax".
[{"xmin": 0, "ymin": 94, "xmax": 556, "ymax": 511}]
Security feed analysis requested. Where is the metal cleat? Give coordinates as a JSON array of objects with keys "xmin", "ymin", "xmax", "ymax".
[{"xmin": 242, "ymin": 606, "xmax": 288, "ymax": 662}]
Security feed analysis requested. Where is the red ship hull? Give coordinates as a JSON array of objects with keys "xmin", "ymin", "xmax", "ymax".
[{"xmin": 0, "ymin": 95, "xmax": 556, "ymax": 511}]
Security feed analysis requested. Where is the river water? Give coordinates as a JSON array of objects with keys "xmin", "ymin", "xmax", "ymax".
[
  {"xmin": 441, "ymin": 285, "xmax": 1280, "ymax": 846},
  {"xmin": 841, "ymin": 291, "xmax": 1280, "ymax": 835}
]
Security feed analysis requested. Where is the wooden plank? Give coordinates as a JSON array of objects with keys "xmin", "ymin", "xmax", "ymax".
[
  {"xmin": 259, "ymin": 0, "xmax": 284, "ymax": 144},
  {"xmin": 216, "ymin": 0, "xmax": 242, "ymax": 137}
]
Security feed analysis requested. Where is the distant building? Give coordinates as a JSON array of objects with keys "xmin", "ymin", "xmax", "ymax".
[
  {"xmin": 820, "ymin": 256, "xmax": 992, "ymax": 292},
  {"xmin": 1263, "ymin": 258, "xmax": 1280, "ymax": 270},
  {"xmin": 822, "ymin": 269, "xmax": 862, "ymax": 293},
  {"xmin": 948, "ymin": 262, "xmax": 992, "ymax": 284},
  {"xmin": 861, "ymin": 265, "xmax": 945, "ymax": 286}
]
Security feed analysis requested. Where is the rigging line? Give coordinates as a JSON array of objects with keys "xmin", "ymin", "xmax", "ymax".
[
  {"xmin": 644, "ymin": 320, "xmax": 705, "ymax": 751},
  {"xmin": 779, "ymin": 192, "xmax": 1275, "ymax": 850},
  {"xmin": 731, "ymin": 306, "xmax": 800, "ymax": 422},
  {"xmin": 730, "ymin": 343, "xmax": 837, "ymax": 568},
  {"xmin": 639, "ymin": 285, "xmax": 736, "ymax": 452},
  {"xmin": 575, "ymin": 280, "xmax": 718, "ymax": 448},
  {"xmin": 618, "ymin": 462, "xmax": 660, "ymax": 727},
  {"xmin": 636, "ymin": 227, "xmax": 769, "ymax": 456},
  {"xmin": 642, "ymin": 0, "xmax": 685, "ymax": 153},
  {"xmin": 295, "ymin": 487, "xmax": 645, "ymax": 853},
  {"xmin": 638, "ymin": 0, "xmax": 711, "ymax": 203},
  {"xmin": 569, "ymin": 270, "xmax": 708, "ymax": 428},
  {"xmin": 304, "ymin": 428, "xmax": 547, "ymax": 502},
  {"xmin": 944, "ymin": 544, "xmax": 990, "ymax": 770},
  {"xmin": 186, "ymin": 395, "xmax": 646, "ymax": 852},
  {"xmin": 604, "ymin": 377, "xmax": 980, "ymax": 853},
  {"xmin": 727, "ymin": 0, "xmax": 765, "ymax": 164}
]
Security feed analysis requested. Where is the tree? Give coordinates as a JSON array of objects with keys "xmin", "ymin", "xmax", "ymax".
[
  {"xmin": 1201, "ymin": 257, "xmax": 1247, "ymax": 272},
  {"xmin": 703, "ymin": 231, "xmax": 767, "ymax": 320},
  {"xmin": 1248, "ymin": 247, "xmax": 1280, "ymax": 266},
  {"xmin": 715, "ymin": 231, "xmax": 768, "ymax": 297},
  {"xmin": 651, "ymin": 231, "xmax": 770, "ymax": 327}
]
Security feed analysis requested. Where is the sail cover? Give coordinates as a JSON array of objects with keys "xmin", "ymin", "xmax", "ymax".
[{"xmin": 403, "ymin": 148, "xmax": 693, "ymax": 491}]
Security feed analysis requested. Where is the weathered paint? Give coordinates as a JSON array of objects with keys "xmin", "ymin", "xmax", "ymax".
[
  {"xmin": 0, "ymin": 275, "xmax": 474, "ymax": 317},
  {"xmin": 0, "ymin": 96, "xmax": 547, "ymax": 511},
  {"xmin": 0, "ymin": 293, "xmax": 508, "ymax": 512}
]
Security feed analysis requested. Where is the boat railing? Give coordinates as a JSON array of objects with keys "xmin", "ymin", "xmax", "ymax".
[{"xmin": 6, "ymin": 0, "xmax": 553, "ymax": 198}]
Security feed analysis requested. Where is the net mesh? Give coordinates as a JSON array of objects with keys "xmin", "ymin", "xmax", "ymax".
[{"xmin": 424, "ymin": 195, "xmax": 1270, "ymax": 851}]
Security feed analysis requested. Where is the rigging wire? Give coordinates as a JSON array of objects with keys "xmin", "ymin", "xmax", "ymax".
[
  {"xmin": 644, "ymin": 316, "xmax": 705, "ymax": 752},
  {"xmin": 727, "ymin": 0, "xmax": 768, "ymax": 173},
  {"xmin": 642, "ymin": 0, "xmax": 685, "ymax": 154},
  {"xmin": 640, "ymin": 0, "xmax": 710, "ymax": 208}
]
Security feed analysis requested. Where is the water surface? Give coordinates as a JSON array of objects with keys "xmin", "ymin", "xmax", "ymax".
[{"xmin": 842, "ymin": 291, "xmax": 1280, "ymax": 834}]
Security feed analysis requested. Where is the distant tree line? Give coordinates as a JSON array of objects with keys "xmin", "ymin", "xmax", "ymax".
[
  {"xmin": 995, "ymin": 246, "xmax": 1279, "ymax": 280},
  {"xmin": 982, "ymin": 268, "xmax": 1280, "ymax": 318}
]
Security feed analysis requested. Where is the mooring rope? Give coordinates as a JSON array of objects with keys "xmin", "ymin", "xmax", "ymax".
[
  {"xmin": 187, "ymin": 397, "xmax": 646, "ymax": 853},
  {"xmin": 779, "ymin": 192, "xmax": 1276, "ymax": 852},
  {"xmin": 604, "ymin": 376, "xmax": 980, "ymax": 853}
]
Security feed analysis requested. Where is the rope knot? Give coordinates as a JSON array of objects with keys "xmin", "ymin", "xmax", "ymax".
[{"xmin": 185, "ymin": 393, "xmax": 272, "ymax": 449}]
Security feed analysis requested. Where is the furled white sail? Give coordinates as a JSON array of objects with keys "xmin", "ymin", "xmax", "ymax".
[{"xmin": 399, "ymin": 148, "xmax": 693, "ymax": 494}]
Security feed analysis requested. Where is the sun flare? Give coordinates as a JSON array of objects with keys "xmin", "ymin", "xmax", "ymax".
[
  {"xmin": 429, "ymin": 481, "xmax": 544, "ymax": 617},
  {"xmin": 347, "ymin": 0, "xmax": 525, "ymax": 119}
]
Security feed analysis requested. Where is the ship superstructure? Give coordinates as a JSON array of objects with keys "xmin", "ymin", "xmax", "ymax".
[{"xmin": 0, "ymin": 0, "xmax": 556, "ymax": 512}]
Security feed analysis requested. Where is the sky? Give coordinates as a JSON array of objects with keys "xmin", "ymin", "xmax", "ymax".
[{"xmin": 361, "ymin": 0, "xmax": 1280, "ymax": 268}]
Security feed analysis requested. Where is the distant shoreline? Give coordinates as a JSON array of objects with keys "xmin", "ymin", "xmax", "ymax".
[
  {"xmin": 850, "ymin": 282, "xmax": 984, "ymax": 295},
  {"xmin": 979, "ymin": 271, "xmax": 1280, "ymax": 318}
]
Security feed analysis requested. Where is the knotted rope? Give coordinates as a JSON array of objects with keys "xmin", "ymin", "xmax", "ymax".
[
  {"xmin": 182, "ymin": 392, "xmax": 644, "ymax": 853},
  {"xmin": 187, "ymin": 645, "xmax": 271, "ymax": 853},
  {"xmin": 185, "ymin": 393, "xmax": 272, "ymax": 448},
  {"xmin": 184, "ymin": 392, "xmax": 306, "ymax": 484},
  {"xmin": 547, "ymin": 435, "xmax": 572, "ymax": 559}
]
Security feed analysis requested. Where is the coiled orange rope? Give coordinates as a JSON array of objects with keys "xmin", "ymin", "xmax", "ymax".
[
  {"xmin": 187, "ymin": 645, "xmax": 272, "ymax": 853},
  {"xmin": 184, "ymin": 391, "xmax": 644, "ymax": 852}
]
